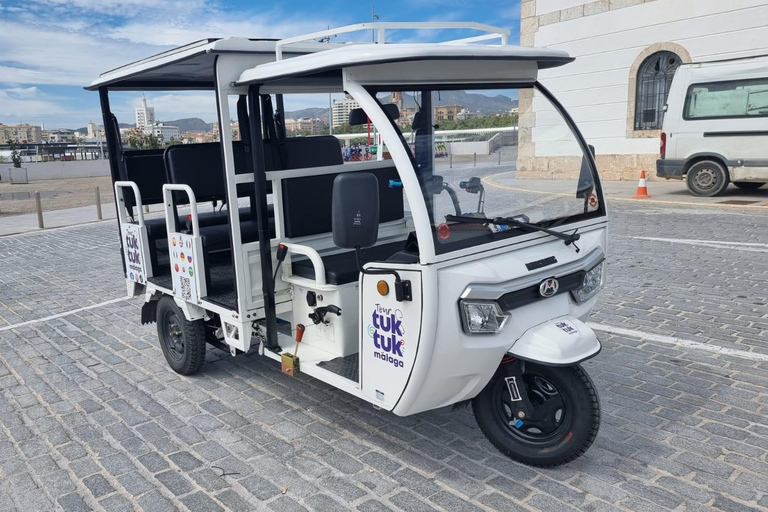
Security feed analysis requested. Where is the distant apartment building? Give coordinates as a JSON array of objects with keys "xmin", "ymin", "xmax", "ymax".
[
  {"xmin": 148, "ymin": 123, "xmax": 180, "ymax": 142},
  {"xmin": 332, "ymin": 95, "xmax": 360, "ymax": 128},
  {"xmin": 0, "ymin": 123, "xmax": 43, "ymax": 143},
  {"xmin": 87, "ymin": 121, "xmax": 105, "ymax": 140},
  {"xmin": 456, "ymin": 108, "xmax": 478, "ymax": 121},
  {"xmin": 47, "ymin": 129, "xmax": 77, "ymax": 143},
  {"xmin": 285, "ymin": 117, "xmax": 323, "ymax": 134},
  {"xmin": 519, "ymin": 0, "xmax": 768, "ymax": 180},
  {"xmin": 434, "ymin": 105, "xmax": 463, "ymax": 122},
  {"xmin": 135, "ymin": 95, "xmax": 155, "ymax": 128}
]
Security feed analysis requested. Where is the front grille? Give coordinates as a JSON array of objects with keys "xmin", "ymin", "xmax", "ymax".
[{"xmin": 497, "ymin": 270, "xmax": 585, "ymax": 311}]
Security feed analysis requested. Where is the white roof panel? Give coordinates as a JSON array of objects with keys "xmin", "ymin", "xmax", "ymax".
[
  {"xmin": 236, "ymin": 44, "xmax": 573, "ymax": 86},
  {"xmin": 85, "ymin": 38, "xmax": 332, "ymax": 91}
]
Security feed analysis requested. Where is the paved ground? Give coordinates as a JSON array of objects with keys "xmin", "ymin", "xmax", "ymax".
[
  {"xmin": 0, "ymin": 198, "xmax": 767, "ymax": 511},
  {"xmin": 0, "ymin": 177, "xmax": 114, "ymax": 216}
]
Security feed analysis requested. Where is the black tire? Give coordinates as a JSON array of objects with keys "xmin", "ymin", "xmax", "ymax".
[
  {"xmin": 686, "ymin": 160, "xmax": 729, "ymax": 197},
  {"xmin": 472, "ymin": 362, "xmax": 600, "ymax": 467},
  {"xmin": 733, "ymin": 182, "xmax": 765, "ymax": 190},
  {"xmin": 156, "ymin": 296, "xmax": 206, "ymax": 375}
]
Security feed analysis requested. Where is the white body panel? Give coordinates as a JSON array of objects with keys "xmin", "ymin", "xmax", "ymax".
[
  {"xmin": 663, "ymin": 55, "xmax": 768, "ymax": 181},
  {"xmin": 360, "ymin": 269, "xmax": 424, "ymax": 410},
  {"xmin": 394, "ymin": 225, "xmax": 606, "ymax": 416},
  {"xmin": 508, "ymin": 316, "xmax": 600, "ymax": 365}
]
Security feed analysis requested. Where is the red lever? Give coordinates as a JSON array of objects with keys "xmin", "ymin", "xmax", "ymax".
[{"xmin": 295, "ymin": 324, "xmax": 306, "ymax": 342}]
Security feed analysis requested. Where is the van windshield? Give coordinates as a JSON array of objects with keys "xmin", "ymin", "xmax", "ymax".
[{"xmin": 374, "ymin": 85, "xmax": 601, "ymax": 254}]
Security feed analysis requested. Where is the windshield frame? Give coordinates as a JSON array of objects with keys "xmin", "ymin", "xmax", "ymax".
[{"xmin": 365, "ymin": 81, "xmax": 605, "ymax": 257}]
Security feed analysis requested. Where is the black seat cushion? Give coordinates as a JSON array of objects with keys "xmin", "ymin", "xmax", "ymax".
[
  {"xmin": 144, "ymin": 206, "xmax": 261, "ymax": 240},
  {"xmin": 292, "ymin": 241, "xmax": 405, "ymax": 285}
]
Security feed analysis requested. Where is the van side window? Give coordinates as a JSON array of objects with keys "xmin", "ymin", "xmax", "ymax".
[{"xmin": 684, "ymin": 78, "xmax": 768, "ymax": 120}]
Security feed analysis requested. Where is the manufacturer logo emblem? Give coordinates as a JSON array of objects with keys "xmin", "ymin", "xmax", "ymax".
[{"xmin": 539, "ymin": 278, "xmax": 559, "ymax": 298}]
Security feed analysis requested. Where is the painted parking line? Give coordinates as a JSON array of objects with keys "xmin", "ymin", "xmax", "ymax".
[
  {"xmin": 625, "ymin": 236, "xmax": 768, "ymax": 253},
  {"xmin": 0, "ymin": 296, "xmax": 131, "ymax": 333},
  {"xmin": 482, "ymin": 172, "xmax": 768, "ymax": 209},
  {"xmin": 588, "ymin": 322, "xmax": 768, "ymax": 363}
]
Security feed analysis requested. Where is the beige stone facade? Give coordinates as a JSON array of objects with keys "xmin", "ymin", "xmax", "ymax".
[{"xmin": 518, "ymin": 0, "xmax": 664, "ymax": 181}]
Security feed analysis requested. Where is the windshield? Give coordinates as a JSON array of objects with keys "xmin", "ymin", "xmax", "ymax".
[{"xmin": 374, "ymin": 85, "xmax": 601, "ymax": 254}]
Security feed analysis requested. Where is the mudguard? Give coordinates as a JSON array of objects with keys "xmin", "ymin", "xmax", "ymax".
[{"xmin": 508, "ymin": 316, "xmax": 601, "ymax": 366}]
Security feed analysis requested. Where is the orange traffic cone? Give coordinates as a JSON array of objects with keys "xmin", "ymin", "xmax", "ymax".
[{"xmin": 633, "ymin": 170, "xmax": 651, "ymax": 199}]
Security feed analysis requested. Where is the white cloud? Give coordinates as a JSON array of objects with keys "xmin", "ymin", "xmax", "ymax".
[{"xmin": 0, "ymin": 87, "xmax": 83, "ymax": 126}]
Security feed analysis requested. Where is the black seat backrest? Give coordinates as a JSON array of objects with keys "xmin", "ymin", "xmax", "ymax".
[
  {"xmin": 163, "ymin": 142, "xmax": 265, "ymax": 205},
  {"xmin": 280, "ymin": 136, "xmax": 343, "ymax": 169},
  {"xmin": 122, "ymin": 149, "xmax": 166, "ymax": 209},
  {"xmin": 282, "ymin": 165, "xmax": 404, "ymax": 239}
]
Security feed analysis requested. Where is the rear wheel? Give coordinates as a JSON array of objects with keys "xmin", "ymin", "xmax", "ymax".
[
  {"xmin": 686, "ymin": 160, "xmax": 729, "ymax": 197},
  {"xmin": 733, "ymin": 182, "xmax": 765, "ymax": 190},
  {"xmin": 156, "ymin": 296, "xmax": 206, "ymax": 375},
  {"xmin": 472, "ymin": 361, "xmax": 599, "ymax": 467}
]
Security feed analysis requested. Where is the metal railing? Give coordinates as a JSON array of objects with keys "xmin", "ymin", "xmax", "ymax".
[{"xmin": 275, "ymin": 22, "xmax": 510, "ymax": 60}]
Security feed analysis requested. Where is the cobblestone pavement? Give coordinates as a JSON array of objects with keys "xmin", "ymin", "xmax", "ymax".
[{"xmin": 0, "ymin": 201, "xmax": 767, "ymax": 511}]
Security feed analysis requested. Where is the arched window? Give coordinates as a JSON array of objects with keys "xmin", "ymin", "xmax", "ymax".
[{"xmin": 634, "ymin": 51, "xmax": 682, "ymax": 130}]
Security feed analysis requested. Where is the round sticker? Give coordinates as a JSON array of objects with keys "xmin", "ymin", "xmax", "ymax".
[
  {"xmin": 172, "ymin": 238, "xmax": 177, "ymax": 247},
  {"xmin": 588, "ymin": 193, "xmax": 598, "ymax": 208},
  {"xmin": 187, "ymin": 255, "xmax": 192, "ymax": 263},
  {"xmin": 188, "ymin": 268, "xmax": 194, "ymax": 277},
  {"xmin": 437, "ymin": 223, "xmax": 451, "ymax": 240},
  {"xmin": 174, "ymin": 263, "xmax": 179, "ymax": 272},
  {"xmin": 180, "ymin": 252, "xmax": 185, "ymax": 261}
]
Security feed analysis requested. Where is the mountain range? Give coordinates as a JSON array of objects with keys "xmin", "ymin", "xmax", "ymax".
[{"xmin": 71, "ymin": 92, "xmax": 516, "ymax": 132}]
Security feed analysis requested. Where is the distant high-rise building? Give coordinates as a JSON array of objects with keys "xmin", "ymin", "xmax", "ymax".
[
  {"xmin": 135, "ymin": 94, "xmax": 155, "ymax": 128},
  {"xmin": 332, "ymin": 95, "xmax": 360, "ymax": 128}
]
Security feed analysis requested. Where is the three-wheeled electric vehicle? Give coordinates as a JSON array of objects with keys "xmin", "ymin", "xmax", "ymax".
[{"xmin": 90, "ymin": 22, "xmax": 607, "ymax": 467}]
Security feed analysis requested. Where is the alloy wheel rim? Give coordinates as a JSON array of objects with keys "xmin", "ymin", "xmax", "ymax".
[
  {"xmin": 163, "ymin": 312, "xmax": 185, "ymax": 361},
  {"xmin": 493, "ymin": 372, "xmax": 569, "ymax": 444},
  {"xmin": 694, "ymin": 168, "xmax": 718, "ymax": 190}
]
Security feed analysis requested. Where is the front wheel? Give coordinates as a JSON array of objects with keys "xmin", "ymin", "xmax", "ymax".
[{"xmin": 472, "ymin": 361, "xmax": 600, "ymax": 467}]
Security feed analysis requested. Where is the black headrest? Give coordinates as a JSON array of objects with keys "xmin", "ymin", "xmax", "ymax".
[
  {"xmin": 411, "ymin": 110, "xmax": 428, "ymax": 131},
  {"xmin": 349, "ymin": 104, "xmax": 400, "ymax": 126}
]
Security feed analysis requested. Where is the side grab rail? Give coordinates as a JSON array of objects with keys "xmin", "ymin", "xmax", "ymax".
[
  {"xmin": 162, "ymin": 184, "xmax": 200, "ymax": 236},
  {"xmin": 281, "ymin": 242, "xmax": 327, "ymax": 287},
  {"xmin": 115, "ymin": 181, "xmax": 145, "ymax": 226}
]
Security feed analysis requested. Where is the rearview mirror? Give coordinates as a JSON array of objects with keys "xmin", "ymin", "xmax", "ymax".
[
  {"xmin": 332, "ymin": 173, "xmax": 380, "ymax": 249},
  {"xmin": 424, "ymin": 175, "xmax": 445, "ymax": 195},
  {"xmin": 349, "ymin": 104, "xmax": 400, "ymax": 126},
  {"xmin": 576, "ymin": 144, "xmax": 596, "ymax": 199}
]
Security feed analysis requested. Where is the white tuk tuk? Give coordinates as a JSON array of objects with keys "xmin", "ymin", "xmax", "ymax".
[{"xmin": 89, "ymin": 22, "xmax": 607, "ymax": 467}]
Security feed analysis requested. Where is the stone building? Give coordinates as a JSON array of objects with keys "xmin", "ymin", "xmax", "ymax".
[{"xmin": 518, "ymin": 0, "xmax": 768, "ymax": 180}]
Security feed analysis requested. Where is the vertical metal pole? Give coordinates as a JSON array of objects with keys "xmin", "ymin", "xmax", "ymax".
[
  {"xmin": 144, "ymin": 205, "xmax": 150, "ymax": 214},
  {"xmin": 498, "ymin": 148, "xmax": 502, "ymax": 165},
  {"xmin": 474, "ymin": 152, "xmax": 477, "ymax": 167},
  {"xmin": 95, "ymin": 186, "xmax": 103, "ymax": 220},
  {"xmin": 35, "ymin": 191, "xmax": 44, "ymax": 228},
  {"xmin": 449, "ymin": 153, "xmax": 452, "ymax": 168},
  {"xmin": 328, "ymin": 94, "xmax": 333, "ymax": 135}
]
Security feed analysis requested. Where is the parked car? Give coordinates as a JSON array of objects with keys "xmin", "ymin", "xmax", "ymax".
[{"xmin": 657, "ymin": 54, "xmax": 768, "ymax": 196}]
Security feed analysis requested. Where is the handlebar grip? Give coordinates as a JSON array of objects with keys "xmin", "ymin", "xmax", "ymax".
[{"xmin": 295, "ymin": 324, "xmax": 306, "ymax": 342}]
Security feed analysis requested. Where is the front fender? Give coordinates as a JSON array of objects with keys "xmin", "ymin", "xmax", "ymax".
[{"xmin": 508, "ymin": 316, "xmax": 601, "ymax": 365}]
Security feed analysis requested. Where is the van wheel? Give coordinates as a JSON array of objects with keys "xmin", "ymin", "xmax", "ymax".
[
  {"xmin": 733, "ymin": 182, "xmax": 765, "ymax": 190},
  {"xmin": 472, "ymin": 362, "xmax": 600, "ymax": 467},
  {"xmin": 686, "ymin": 160, "xmax": 729, "ymax": 196},
  {"xmin": 156, "ymin": 296, "xmax": 206, "ymax": 375}
]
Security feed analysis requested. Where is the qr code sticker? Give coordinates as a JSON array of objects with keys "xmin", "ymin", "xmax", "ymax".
[{"xmin": 180, "ymin": 276, "xmax": 192, "ymax": 301}]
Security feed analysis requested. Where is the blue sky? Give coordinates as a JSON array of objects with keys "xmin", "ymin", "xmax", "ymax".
[{"xmin": 0, "ymin": 0, "xmax": 521, "ymax": 129}]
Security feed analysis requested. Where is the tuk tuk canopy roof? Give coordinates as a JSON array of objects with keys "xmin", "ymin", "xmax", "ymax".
[
  {"xmin": 84, "ymin": 38, "xmax": 331, "ymax": 91},
  {"xmin": 235, "ymin": 44, "xmax": 574, "ymax": 87}
]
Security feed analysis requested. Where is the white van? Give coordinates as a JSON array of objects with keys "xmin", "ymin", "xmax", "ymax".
[{"xmin": 657, "ymin": 55, "xmax": 768, "ymax": 196}]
